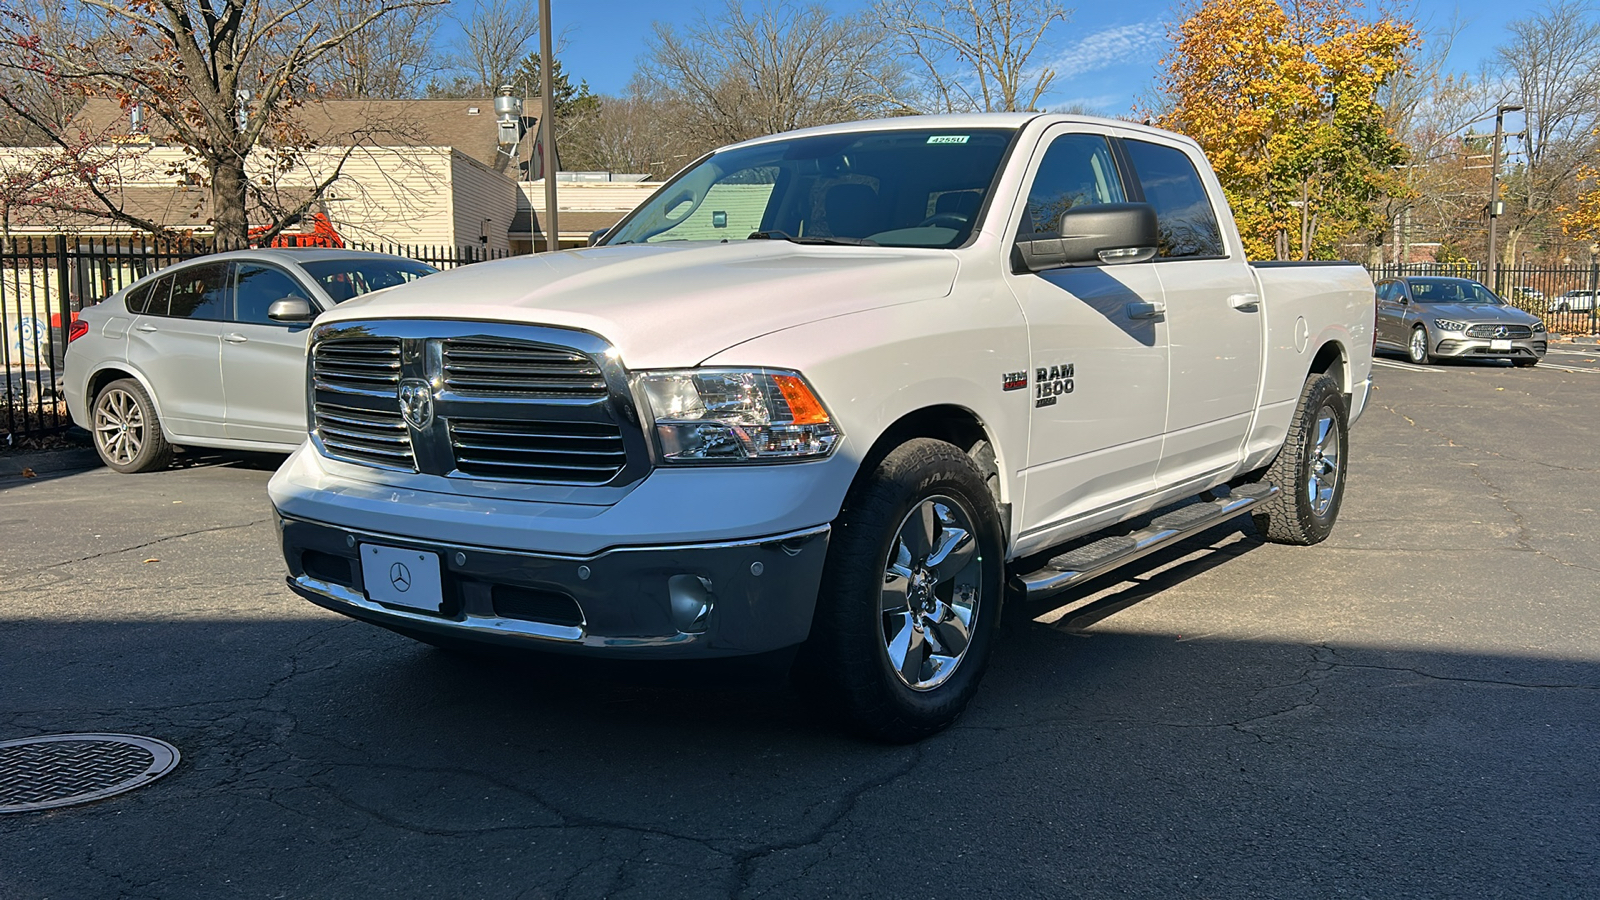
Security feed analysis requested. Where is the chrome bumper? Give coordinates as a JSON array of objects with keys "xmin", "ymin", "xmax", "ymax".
[{"xmin": 279, "ymin": 515, "xmax": 830, "ymax": 658}]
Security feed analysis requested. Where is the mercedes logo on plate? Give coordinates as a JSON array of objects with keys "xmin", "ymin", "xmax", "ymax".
[
  {"xmin": 389, "ymin": 562, "xmax": 412, "ymax": 592},
  {"xmin": 397, "ymin": 379, "xmax": 434, "ymax": 430}
]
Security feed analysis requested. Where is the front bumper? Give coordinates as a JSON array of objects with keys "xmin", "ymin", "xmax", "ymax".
[
  {"xmin": 278, "ymin": 515, "xmax": 830, "ymax": 658},
  {"xmin": 1431, "ymin": 334, "xmax": 1546, "ymax": 361}
]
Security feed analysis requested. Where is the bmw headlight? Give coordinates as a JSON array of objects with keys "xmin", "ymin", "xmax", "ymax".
[
  {"xmin": 635, "ymin": 369, "xmax": 841, "ymax": 463},
  {"xmin": 1434, "ymin": 318, "xmax": 1468, "ymax": 333}
]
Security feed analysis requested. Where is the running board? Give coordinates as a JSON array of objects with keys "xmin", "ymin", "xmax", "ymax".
[{"xmin": 1013, "ymin": 483, "xmax": 1278, "ymax": 601}]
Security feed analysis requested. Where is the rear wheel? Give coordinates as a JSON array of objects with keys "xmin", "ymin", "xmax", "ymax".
[
  {"xmin": 1251, "ymin": 373, "xmax": 1348, "ymax": 546},
  {"xmin": 92, "ymin": 378, "xmax": 173, "ymax": 473},
  {"xmin": 1407, "ymin": 325, "xmax": 1433, "ymax": 364},
  {"xmin": 799, "ymin": 439, "xmax": 1004, "ymax": 743}
]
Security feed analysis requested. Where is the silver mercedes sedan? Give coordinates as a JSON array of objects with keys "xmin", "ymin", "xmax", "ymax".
[
  {"xmin": 63, "ymin": 249, "xmax": 438, "ymax": 472},
  {"xmin": 1374, "ymin": 276, "xmax": 1547, "ymax": 367}
]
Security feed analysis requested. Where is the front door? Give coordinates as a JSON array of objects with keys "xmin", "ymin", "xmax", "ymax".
[
  {"xmin": 1000, "ymin": 126, "xmax": 1170, "ymax": 541},
  {"xmin": 221, "ymin": 262, "xmax": 322, "ymax": 445}
]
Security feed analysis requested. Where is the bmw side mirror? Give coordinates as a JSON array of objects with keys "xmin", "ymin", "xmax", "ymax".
[
  {"xmin": 1014, "ymin": 203, "xmax": 1159, "ymax": 273},
  {"xmin": 267, "ymin": 298, "xmax": 314, "ymax": 322}
]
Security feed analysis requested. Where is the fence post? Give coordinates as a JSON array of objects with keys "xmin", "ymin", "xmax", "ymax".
[
  {"xmin": 1591, "ymin": 262, "xmax": 1599, "ymax": 335},
  {"xmin": 54, "ymin": 234, "xmax": 71, "ymax": 382}
]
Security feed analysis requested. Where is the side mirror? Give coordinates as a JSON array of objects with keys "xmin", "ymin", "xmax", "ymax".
[
  {"xmin": 267, "ymin": 298, "xmax": 314, "ymax": 322},
  {"xmin": 1014, "ymin": 203, "xmax": 1159, "ymax": 273},
  {"xmin": 588, "ymin": 228, "xmax": 610, "ymax": 247}
]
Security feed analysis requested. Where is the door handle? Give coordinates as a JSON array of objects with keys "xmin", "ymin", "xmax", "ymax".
[
  {"xmin": 135, "ymin": 323, "xmax": 158, "ymax": 333},
  {"xmin": 223, "ymin": 333, "xmax": 249, "ymax": 343},
  {"xmin": 1228, "ymin": 292, "xmax": 1261, "ymax": 311},
  {"xmin": 1127, "ymin": 300, "xmax": 1166, "ymax": 319}
]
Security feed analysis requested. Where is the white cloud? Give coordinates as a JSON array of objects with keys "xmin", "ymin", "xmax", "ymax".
[{"xmin": 1050, "ymin": 21, "xmax": 1168, "ymax": 81}]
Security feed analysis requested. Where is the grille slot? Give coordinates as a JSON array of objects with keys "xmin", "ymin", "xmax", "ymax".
[
  {"xmin": 313, "ymin": 339, "xmax": 402, "ymax": 396},
  {"xmin": 442, "ymin": 340, "xmax": 608, "ymax": 398},
  {"xmin": 314, "ymin": 400, "xmax": 415, "ymax": 470},
  {"xmin": 1466, "ymin": 324, "xmax": 1532, "ymax": 339},
  {"xmin": 491, "ymin": 585, "xmax": 584, "ymax": 627},
  {"xmin": 450, "ymin": 419, "xmax": 626, "ymax": 483}
]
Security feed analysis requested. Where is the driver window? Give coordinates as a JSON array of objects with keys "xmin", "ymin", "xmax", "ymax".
[
  {"xmin": 233, "ymin": 263, "xmax": 313, "ymax": 326},
  {"xmin": 1020, "ymin": 133, "xmax": 1126, "ymax": 236}
]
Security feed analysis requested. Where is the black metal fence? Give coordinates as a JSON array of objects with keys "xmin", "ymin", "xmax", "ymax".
[
  {"xmin": 1367, "ymin": 262, "xmax": 1600, "ymax": 337},
  {"xmin": 1, "ymin": 236, "xmax": 513, "ymax": 443}
]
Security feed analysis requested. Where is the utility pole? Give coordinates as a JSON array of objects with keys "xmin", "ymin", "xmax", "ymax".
[
  {"xmin": 540, "ymin": 0, "xmax": 560, "ymax": 253},
  {"xmin": 1486, "ymin": 103, "xmax": 1523, "ymax": 293}
]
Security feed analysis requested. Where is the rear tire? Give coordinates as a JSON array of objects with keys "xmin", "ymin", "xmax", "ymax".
[
  {"xmin": 798, "ymin": 438, "xmax": 1004, "ymax": 743},
  {"xmin": 1251, "ymin": 373, "xmax": 1348, "ymax": 546},
  {"xmin": 91, "ymin": 378, "xmax": 173, "ymax": 473}
]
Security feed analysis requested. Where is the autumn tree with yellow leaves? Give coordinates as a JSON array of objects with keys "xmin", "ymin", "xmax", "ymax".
[{"xmin": 1154, "ymin": 0, "xmax": 1416, "ymax": 260}]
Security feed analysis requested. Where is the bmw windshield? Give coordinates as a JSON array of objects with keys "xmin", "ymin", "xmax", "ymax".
[{"xmin": 604, "ymin": 128, "xmax": 1017, "ymax": 249}]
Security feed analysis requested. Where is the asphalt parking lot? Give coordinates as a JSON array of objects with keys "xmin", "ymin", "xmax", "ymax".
[{"xmin": 3, "ymin": 350, "xmax": 1598, "ymax": 898}]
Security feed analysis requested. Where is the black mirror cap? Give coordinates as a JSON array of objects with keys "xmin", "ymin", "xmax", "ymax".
[
  {"xmin": 1015, "ymin": 203, "xmax": 1160, "ymax": 273},
  {"xmin": 588, "ymin": 228, "xmax": 610, "ymax": 247},
  {"xmin": 267, "ymin": 298, "xmax": 315, "ymax": 322}
]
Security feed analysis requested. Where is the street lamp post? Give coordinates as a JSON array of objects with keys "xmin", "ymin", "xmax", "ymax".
[{"xmin": 1486, "ymin": 104, "xmax": 1523, "ymax": 293}]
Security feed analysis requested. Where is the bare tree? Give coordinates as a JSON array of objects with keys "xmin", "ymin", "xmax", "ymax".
[
  {"xmin": 643, "ymin": 0, "xmax": 909, "ymax": 146},
  {"xmin": 560, "ymin": 80, "xmax": 696, "ymax": 177},
  {"xmin": 0, "ymin": 0, "xmax": 445, "ymax": 246},
  {"xmin": 876, "ymin": 0, "xmax": 1069, "ymax": 113},
  {"xmin": 1494, "ymin": 0, "xmax": 1600, "ymax": 264},
  {"xmin": 294, "ymin": 0, "xmax": 445, "ymax": 98},
  {"xmin": 440, "ymin": 0, "xmax": 541, "ymax": 96}
]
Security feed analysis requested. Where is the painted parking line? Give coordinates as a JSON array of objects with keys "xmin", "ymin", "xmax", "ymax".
[
  {"xmin": 1535, "ymin": 361, "xmax": 1600, "ymax": 374},
  {"xmin": 1372, "ymin": 359, "xmax": 1444, "ymax": 373}
]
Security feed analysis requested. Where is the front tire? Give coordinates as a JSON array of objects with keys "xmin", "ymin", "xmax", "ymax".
[
  {"xmin": 91, "ymin": 378, "xmax": 173, "ymax": 473},
  {"xmin": 1251, "ymin": 373, "xmax": 1349, "ymax": 546},
  {"xmin": 799, "ymin": 439, "xmax": 1004, "ymax": 743},
  {"xmin": 1513, "ymin": 357, "xmax": 1539, "ymax": 368},
  {"xmin": 1407, "ymin": 325, "xmax": 1433, "ymax": 364}
]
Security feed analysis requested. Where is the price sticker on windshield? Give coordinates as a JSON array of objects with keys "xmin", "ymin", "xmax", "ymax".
[{"xmin": 927, "ymin": 135, "xmax": 970, "ymax": 144}]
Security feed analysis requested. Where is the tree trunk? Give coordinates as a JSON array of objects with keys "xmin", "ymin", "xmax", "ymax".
[{"xmin": 212, "ymin": 158, "xmax": 250, "ymax": 249}]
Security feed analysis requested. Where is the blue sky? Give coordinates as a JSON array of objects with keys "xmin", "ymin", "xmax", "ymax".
[{"xmin": 536, "ymin": 0, "xmax": 1530, "ymax": 116}]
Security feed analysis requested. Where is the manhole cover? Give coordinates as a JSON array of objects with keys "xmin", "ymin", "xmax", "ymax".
[{"xmin": 0, "ymin": 733, "xmax": 180, "ymax": 813}]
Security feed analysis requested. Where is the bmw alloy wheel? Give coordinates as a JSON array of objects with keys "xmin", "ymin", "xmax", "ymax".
[{"xmin": 93, "ymin": 387, "xmax": 146, "ymax": 467}]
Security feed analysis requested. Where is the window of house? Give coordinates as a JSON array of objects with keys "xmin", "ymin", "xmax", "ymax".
[{"xmin": 1122, "ymin": 139, "xmax": 1225, "ymax": 258}]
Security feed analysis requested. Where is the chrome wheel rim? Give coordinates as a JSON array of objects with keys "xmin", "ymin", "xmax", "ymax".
[
  {"xmin": 880, "ymin": 495, "xmax": 985, "ymax": 691},
  {"xmin": 93, "ymin": 388, "xmax": 145, "ymax": 466},
  {"xmin": 1307, "ymin": 404, "xmax": 1341, "ymax": 517},
  {"xmin": 1409, "ymin": 327, "xmax": 1428, "ymax": 361}
]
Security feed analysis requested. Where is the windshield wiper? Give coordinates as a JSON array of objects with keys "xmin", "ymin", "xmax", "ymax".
[{"xmin": 748, "ymin": 230, "xmax": 878, "ymax": 247}]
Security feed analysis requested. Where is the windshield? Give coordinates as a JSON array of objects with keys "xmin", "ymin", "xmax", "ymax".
[
  {"xmin": 1407, "ymin": 278, "xmax": 1503, "ymax": 305},
  {"xmin": 604, "ymin": 128, "xmax": 1017, "ymax": 249},
  {"xmin": 300, "ymin": 258, "xmax": 439, "ymax": 303}
]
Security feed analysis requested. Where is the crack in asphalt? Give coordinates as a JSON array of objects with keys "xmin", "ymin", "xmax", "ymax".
[
  {"xmin": 0, "ymin": 518, "xmax": 274, "ymax": 585},
  {"xmin": 1316, "ymin": 646, "xmax": 1597, "ymax": 691},
  {"xmin": 1376, "ymin": 402, "xmax": 1600, "ymax": 473}
]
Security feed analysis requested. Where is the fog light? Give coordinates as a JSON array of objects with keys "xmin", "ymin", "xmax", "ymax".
[{"xmin": 667, "ymin": 574, "xmax": 714, "ymax": 634}]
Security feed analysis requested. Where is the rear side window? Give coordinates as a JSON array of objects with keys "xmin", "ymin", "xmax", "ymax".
[
  {"xmin": 123, "ymin": 281, "xmax": 153, "ymax": 314},
  {"xmin": 233, "ymin": 263, "xmax": 313, "ymax": 326},
  {"xmin": 138, "ymin": 274, "xmax": 176, "ymax": 316},
  {"xmin": 1122, "ymin": 139, "xmax": 1225, "ymax": 259},
  {"xmin": 165, "ymin": 263, "xmax": 228, "ymax": 320}
]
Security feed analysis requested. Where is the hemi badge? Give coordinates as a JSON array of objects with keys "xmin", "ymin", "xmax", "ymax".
[{"xmin": 1002, "ymin": 371, "xmax": 1028, "ymax": 391}]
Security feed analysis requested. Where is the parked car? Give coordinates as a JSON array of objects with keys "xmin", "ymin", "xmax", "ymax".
[
  {"xmin": 269, "ymin": 113, "xmax": 1374, "ymax": 741},
  {"xmin": 1552, "ymin": 290, "xmax": 1599, "ymax": 312},
  {"xmin": 1374, "ymin": 276, "xmax": 1546, "ymax": 367},
  {"xmin": 1510, "ymin": 285, "xmax": 1545, "ymax": 304},
  {"xmin": 63, "ymin": 248, "xmax": 438, "ymax": 472}
]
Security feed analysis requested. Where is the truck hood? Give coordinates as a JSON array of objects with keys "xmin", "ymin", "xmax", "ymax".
[{"xmin": 321, "ymin": 241, "xmax": 960, "ymax": 368}]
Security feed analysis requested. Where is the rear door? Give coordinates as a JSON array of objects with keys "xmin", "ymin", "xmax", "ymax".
[
  {"xmin": 220, "ymin": 261, "xmax": 323, "ymax": 445},
  {"xmin": 1375, "ymin": 280, "xmax": 1406, "ymax": 347},
  {"xmin": 126, "ymin": 263, "xmax": 228, "ymax": 439},
  {"xmin": 1000, "ymin": 124, "xmax": 1169, "ymax": 537},
  {"xmin": 1117, "ymin": 134, "xmax": 1264, "ymax": 488}
]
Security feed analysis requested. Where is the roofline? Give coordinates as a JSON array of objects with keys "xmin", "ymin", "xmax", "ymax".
[{"xmin": 713, "ymin": 112, "xmax": 1204, "ymax": 153}]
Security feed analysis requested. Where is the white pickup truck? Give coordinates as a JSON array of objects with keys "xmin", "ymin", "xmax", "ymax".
[{"xmin": 268, "ymin": 114, "xmax": 1373, "ymax": 741}]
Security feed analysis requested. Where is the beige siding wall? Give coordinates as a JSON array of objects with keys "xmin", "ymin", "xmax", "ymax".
[
  {"xmin": 451, "ymin": 152, "xmax": 518, "ymax": 254},
  {"xmin": 284, "ymin": 147, "xmax": 458, "ymax": 247}
]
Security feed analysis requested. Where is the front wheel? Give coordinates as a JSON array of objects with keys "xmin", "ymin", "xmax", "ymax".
[
  {"xmin": 1407, "ymin": 325, "xmax": 1433, "ymax": 364},
  {"xmin": 1513, "ymin": 357, "xmax": 1539, "ymax": 368},
  {"xmin": 1251, "ymin": 373, "xmax": 1349, "ymax": 546},
  {"xmin": 799, "ymin": 439, "xmax": 1004, "ymax": 743}
]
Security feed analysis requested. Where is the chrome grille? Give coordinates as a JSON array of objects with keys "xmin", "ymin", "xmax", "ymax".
[
  {"xmin": 442, "ymin": 340, "xmax": 607, "ymax": 398},
  {"xmin": 450, "ymin": 419, "xmax": 626, "ymax": 483},
  {"xmin": 1466, "ymin": 324, "xmax": 1532, "ymax": 339},
  {"xmin": 313, "ymin": 339, "xmax": 401, "ymax": 396},
  {"xmin": 313, "ymin": 400, "xmax": 415, "ymax": 470}
]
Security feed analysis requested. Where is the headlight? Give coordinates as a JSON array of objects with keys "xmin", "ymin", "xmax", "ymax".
[
  {"xmin": 1433, "ymin": 319, "xmax": 1468, "ymax": 333},
  {"xmin": 635, "ymin": 369, "xmax": 841, "ymax": 463},
  {"xmin": 1533, "ymin": 320, "xmax": 1547, "ymax": 333}
]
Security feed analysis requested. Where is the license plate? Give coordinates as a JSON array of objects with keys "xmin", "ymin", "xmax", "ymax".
[
  {"xmin": 1491, "ymin": 339, "xmax": 1512, "ymax": 351},
  {"xmin": 360, "ymin": 544, "xmax": 443, "ymax": 612}
]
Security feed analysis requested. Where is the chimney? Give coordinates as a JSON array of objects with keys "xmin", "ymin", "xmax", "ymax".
[{"xmin": 494, "ymin": 85, "xmax": 523, "ymax": 147}]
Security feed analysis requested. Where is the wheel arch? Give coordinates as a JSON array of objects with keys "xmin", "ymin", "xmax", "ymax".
[
  {"xmin": 1307, "ymin": 340, "xmax": 1348, "ymax": 397},
  {"xmin": 845, "ymin": 404, "xmax": 1009, "ymax": 534},
  {"xmin": 86, "ymin": 365, "xmax": 167, "ymax": 429}
]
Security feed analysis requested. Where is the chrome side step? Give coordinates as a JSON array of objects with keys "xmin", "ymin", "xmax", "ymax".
[{"xmin": 1013, "ymin": 483, "xmax": 1278, "ymax": 601}]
